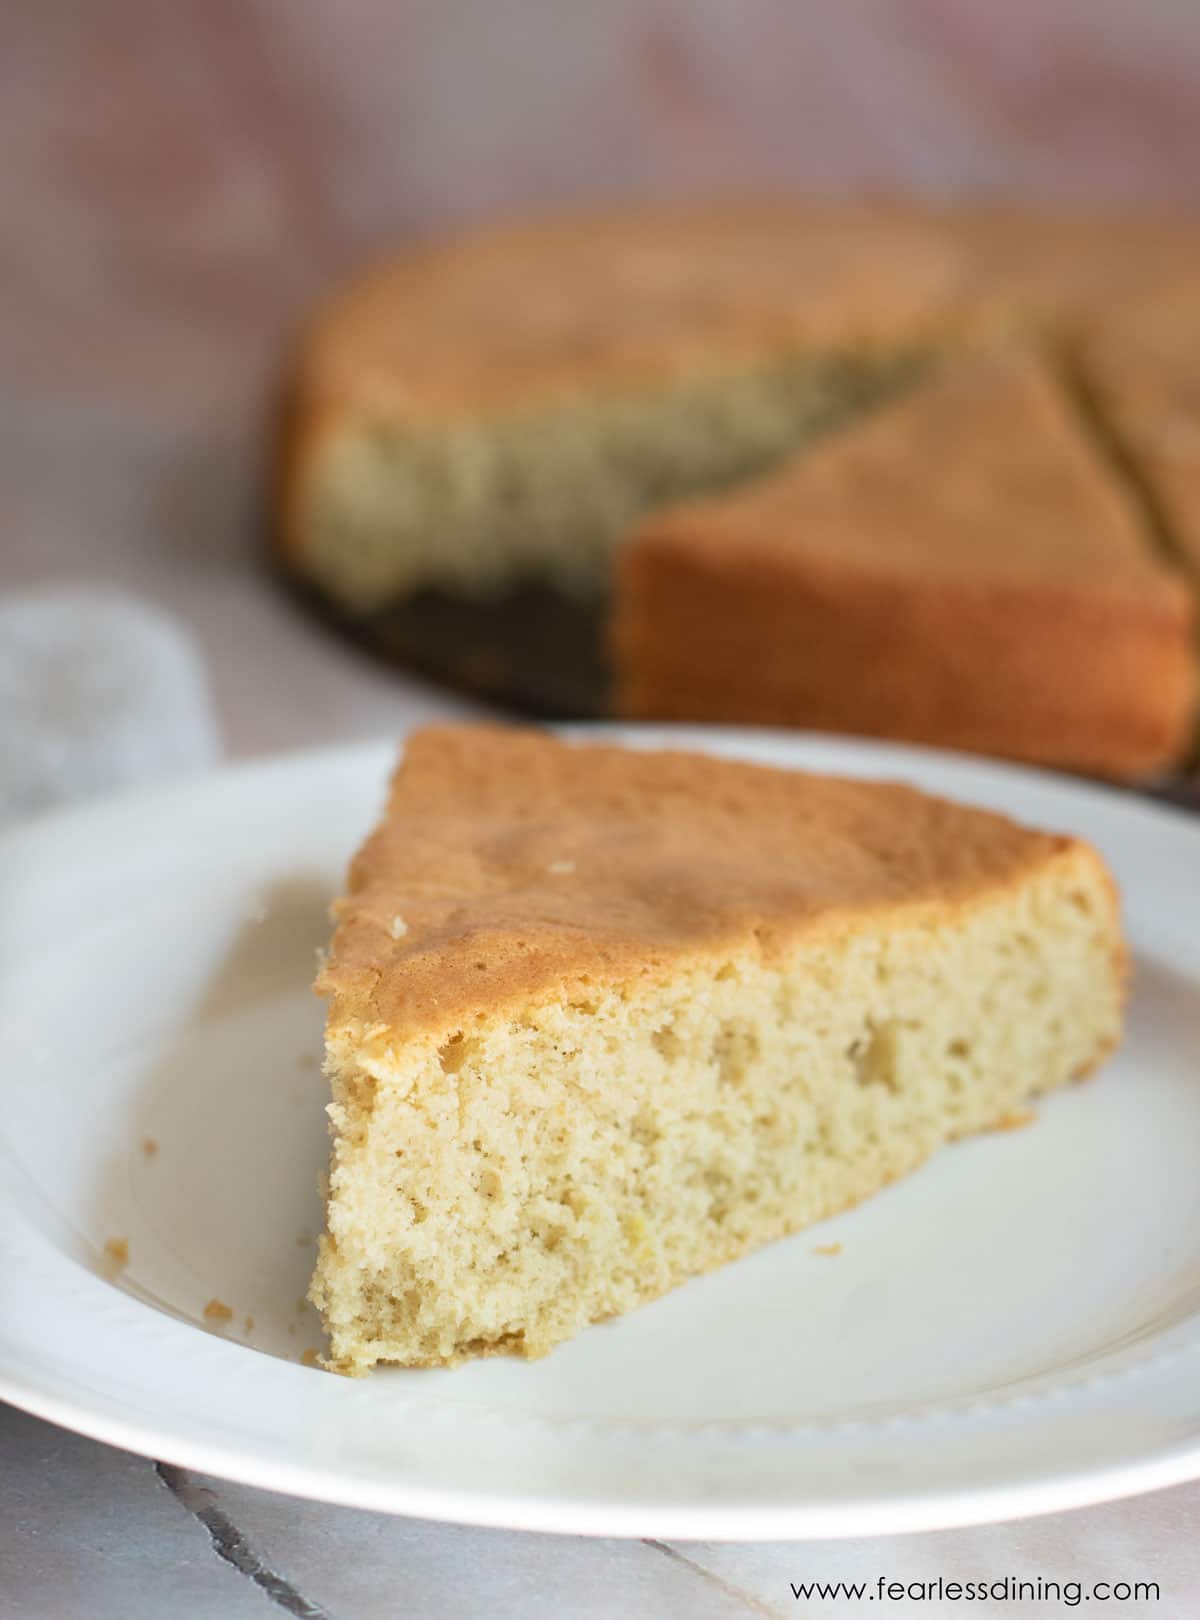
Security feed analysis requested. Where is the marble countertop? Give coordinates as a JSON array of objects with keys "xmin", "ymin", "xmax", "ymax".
[{"xmin": 4, "ymin": 1400, "xmax": 1199, "ymax": 1618}]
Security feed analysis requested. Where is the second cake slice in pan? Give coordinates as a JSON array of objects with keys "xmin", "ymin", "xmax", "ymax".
[{"xmin": 613, "ymin": 353, "xmax": 1196, "ymax": 777}]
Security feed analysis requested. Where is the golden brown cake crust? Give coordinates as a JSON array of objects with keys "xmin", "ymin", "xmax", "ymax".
[
  {"xmin": 282, "ymin": 201, "xmax": 1200, "ymax": 433},
  {"xmin": 288, "ymin": 201, "xmax": 967, "ymax": 425},
  {"xmin": 950, "ymin": 208, "xmax": 1200, "ymax": 332},
  {"xmin": 317, "ymin": 724, "xmax": 1106, "ymax": 1043},
  {"xmin": 1079, "ymin": 285, "xmax": 1200, "ymax": 578},
  {"xmin": 613, "ymin": 353, "xmax": 1197, "ymax": 777},
  {"xmin": 622, "ymin": 352, "xmax": 1184, "ymax": 584}
]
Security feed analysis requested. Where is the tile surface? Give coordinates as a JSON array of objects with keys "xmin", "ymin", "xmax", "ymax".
[{"xmin": 0, "ymin": 1407, "xmax": 270, "ymax": 1620}]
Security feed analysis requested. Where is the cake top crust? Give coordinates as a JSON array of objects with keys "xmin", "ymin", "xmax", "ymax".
[
  {"xmin": 291, "ymin": 202, "xmax": 974, "ymax": 430},
  {"xmin": 1079, "ymin": 288, "xmax": 1200, "ymax": 577},
  {"xmin": 289, "ymin": 202, "xmax": 1200, "ymax": 434},
  {"xmin": 318, "ymin": 725, "xmax": 1096, "ymax": 1040},
  {"xmin": 626, "ymin": 352, "xmax": 1192, "ymax": 607}
]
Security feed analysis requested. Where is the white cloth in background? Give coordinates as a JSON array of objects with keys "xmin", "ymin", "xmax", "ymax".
[{"xmin": 0, "ymin": 584, "xmax": 220, "ymax": 821}]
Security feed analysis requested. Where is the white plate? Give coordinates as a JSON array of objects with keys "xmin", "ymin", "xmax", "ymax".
[{"xmin": 2, "ymin": 726, "xmax": 1199, "ymax": 1540}]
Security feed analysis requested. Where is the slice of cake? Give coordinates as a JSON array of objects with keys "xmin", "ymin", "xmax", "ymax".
[
  {"xmin": 613, "ymin": 352, "xmax": 1197, "ymax": 778},
  {"xmin": 310, "ymin": 725, "xmax": 1126, "ymax": 1374}
]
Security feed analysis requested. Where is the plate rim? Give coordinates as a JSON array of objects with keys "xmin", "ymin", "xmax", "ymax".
[{"xmin": 6, "ymin": 1364, "xmax": 1200, "ymax": 1541}]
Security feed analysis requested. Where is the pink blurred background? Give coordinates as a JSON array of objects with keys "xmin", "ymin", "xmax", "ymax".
[{"xmin": 6, "ymin": 0, "xmax": 1200, "ymax": 752}]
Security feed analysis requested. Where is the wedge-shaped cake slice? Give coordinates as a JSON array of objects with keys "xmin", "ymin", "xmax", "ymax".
[
  {"xmin": 613, "ymin": 353, "xmax": 1197, "ymax": 778},
  {"xmin": 310, "ymin": 725, "xmax": 1125, "ymax": 1373}
]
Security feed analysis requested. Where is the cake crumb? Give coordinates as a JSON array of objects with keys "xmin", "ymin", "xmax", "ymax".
[
  {"xmin": 300, "ymin": 1349, "xmax": 322, "ymax": 1368},
  {"xmin": 243, "ymin": 1315, "xmax": 255, "ymax": 1335},
  {"xmin": 812, "ymin": 1242, "xmax": 843, "ymax": 1257},
  {"xmin": 140, "ymin": 1136, "xmax": 159, "ymax": 1159},
  {"xmin": 547, "ymin": 860, "xmax": 575, "ymax": 875},
  {"xmin": 388, "ymin": 914, "xmax": 409, "ymax": 939},
  {"xmin": 203, "ymin": 1297, "xmax": 234, "ymax": 1325},
  {"xmin": 295, "ymin": 1296, "xmax": 310, "ymax": 1315},
  {"xmin": 102, "ymin": 1237, "xmax": 129, "ymax": 1270},
  {"xmin": 989, "ymin": 1108, "xmax": 1036, "ymax": 1132}
]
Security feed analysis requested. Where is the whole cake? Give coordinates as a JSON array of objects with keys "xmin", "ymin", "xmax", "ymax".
[
  {"xmin": 310, "ymin": 726, "xmax": 1126, "ymax": 1373},
  {"xmin": 274, "ymin": 202, "xmax": 1200, "ymax": 771}
]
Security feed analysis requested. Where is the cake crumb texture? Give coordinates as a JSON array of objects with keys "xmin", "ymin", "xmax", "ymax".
[{"xmin": 102, "ymin": 1237, "xmax": 129, "ymax": 1271}]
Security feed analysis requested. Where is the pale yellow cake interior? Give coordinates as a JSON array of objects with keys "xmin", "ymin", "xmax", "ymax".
[
  {"xmin": 296, "ymin": 350, "xmax": 927, "ymax": 608},
  {"xmin": 311, "ymin": 842, "xmax": 1121, "ymax": 1374}
]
